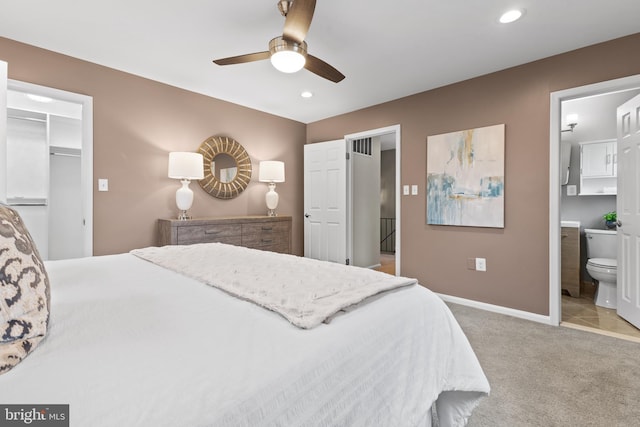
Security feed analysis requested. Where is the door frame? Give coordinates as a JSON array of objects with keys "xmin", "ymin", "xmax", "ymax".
[
  {"xmin": 8, "ymin": 79, "xmax": 94, "ymax": 257},
  {"xmin": 345, "ymin": 125, "xmax": 401, "ymax": 275},
  {"xmin": 549, "ymin": 74, "xmax": 640, "ymax": 326}
]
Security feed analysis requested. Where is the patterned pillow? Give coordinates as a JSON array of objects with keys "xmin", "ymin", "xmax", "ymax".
[{"xmin": 0, "ymin": 205, "xmax": 50, "ymax": 375}]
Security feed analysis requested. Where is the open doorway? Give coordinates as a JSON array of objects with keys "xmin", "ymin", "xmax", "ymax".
[
  {"xmin": 345, "ymin": 125, "xmax": 401, "ymax": 276},
  {"xmin": 379, "ymin": 135, "xmax": 397, "ymax": 275},
  {"xmin": 6, "ymin": 80, "xmax": 93, "ymax": 259},
  {"xmin": 302, "ymin": 125, "xmax": 401, "ymax": 274},
  {"xmin": 559, "ymin": 89, "xmax": 640, "ymax": 341},
  {"xmin": 550, "ymin": 74, "xmax": 640, "ymax": 341}
]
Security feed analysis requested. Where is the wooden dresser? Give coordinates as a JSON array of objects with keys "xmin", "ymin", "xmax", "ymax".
[{"xmin": 157, "ymin": 216, "xmax": 292, "ymax": 254}]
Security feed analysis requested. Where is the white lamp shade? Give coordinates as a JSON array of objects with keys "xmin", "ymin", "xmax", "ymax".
[
  {"xmin": 259, "ymin": 161, "xmax": 285, "ymax": 183},
  {"xmin": 168, "ymin": 152, "xmax": 204, "ymax": 180}
]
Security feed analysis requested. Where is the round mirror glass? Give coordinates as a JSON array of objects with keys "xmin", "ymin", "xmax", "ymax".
[{"xmin": 211, "ymin": 153, "xmax": 237, "ymax": 183}]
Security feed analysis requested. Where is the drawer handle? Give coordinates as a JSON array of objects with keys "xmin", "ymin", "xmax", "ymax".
[
  {"xmin": 262, "ymin": 239, "xmax": 273, "ymax": 243},
  {"xmin": 261, "ymin": 226, "xmax": 273, "ymax": 231},
  {"xmin": 204, "ymin": 229, "xmax": 221, "ymax": 235},
  {"xmin": 561, "ymin": 234, "xmax": 568, "ymax": 238}
]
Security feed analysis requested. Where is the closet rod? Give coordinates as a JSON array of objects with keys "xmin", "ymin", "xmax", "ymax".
[
  {"xmin": 50, "ymin": 152, "xmax": 81, "ymax": 158},
  {"xmin": 8, "ymin": 115, "xmax": 47, "ymax": 123}
]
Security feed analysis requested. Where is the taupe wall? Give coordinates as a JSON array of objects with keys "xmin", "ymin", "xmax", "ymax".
[
  {"xmin": 3, "ymin": 33, "xmax": 640, "ymax": 316},
  {"xmin": 307, "ymin": 34, "xmax": 640, "ymax": 316},
  {"xmin": 0, "ymin": 37, "xmax": 306, "ymax": 256}
]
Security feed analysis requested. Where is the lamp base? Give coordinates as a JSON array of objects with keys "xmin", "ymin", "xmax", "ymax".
[
  {"xmin": 178, "ymin": 210, "xmax": 191, "ymax": 221},
  {"xmin": 265, "ymin": 182, "xmax": 279, "ymax": 217},
  {"xmin": 176, "ymin": 179, "xmax": 194, "ymax": 221}
]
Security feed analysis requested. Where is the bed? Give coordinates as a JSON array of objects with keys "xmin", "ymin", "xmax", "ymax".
[{"xmin": 1, "ymin": 210, "xmax": 489, "ymax": 426}]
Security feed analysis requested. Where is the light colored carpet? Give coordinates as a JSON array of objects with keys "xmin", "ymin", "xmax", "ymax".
[{"xmin": 447, "ymin": 303, "xmax": 640, "ymax": 427}]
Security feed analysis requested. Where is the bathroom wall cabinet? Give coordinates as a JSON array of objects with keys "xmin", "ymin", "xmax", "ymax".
[
  {"xmin": 579, "ymin": 139, "xmax": 617, "ymax": 195},
  {"xmin": 561, "ymin": 226, "xmax": 581, "ymax": 297}
]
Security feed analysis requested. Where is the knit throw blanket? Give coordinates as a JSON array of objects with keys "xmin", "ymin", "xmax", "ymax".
[{"xmin": 131, "ymin": 243, "xmax": 416, "ymax": 329}]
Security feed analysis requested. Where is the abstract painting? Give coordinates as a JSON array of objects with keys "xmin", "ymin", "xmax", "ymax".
[{"xmin": 426, "ymin": 124, "xmax": 504, "ymax": 228}]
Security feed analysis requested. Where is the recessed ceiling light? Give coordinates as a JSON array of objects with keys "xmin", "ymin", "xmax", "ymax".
[
  {"xmin": 301, "ymin": 91, "xmax": 313, "ymax": 98},
  {"xmin": 26, "ymin": 93, "xmax": 53, "ymax": 103},
  {"xmin": 499, "ymin": 9, "xmax": 524, "ymax": 24}
]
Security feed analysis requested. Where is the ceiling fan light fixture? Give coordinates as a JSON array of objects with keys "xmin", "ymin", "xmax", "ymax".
[{"xmin": 269, "ymin": 37, "xmax": 307, "ymax": 73}]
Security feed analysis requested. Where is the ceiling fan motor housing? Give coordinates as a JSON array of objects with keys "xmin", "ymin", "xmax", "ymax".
[{"xmin": 269, "ymin": 36, "xmax": 308, "ymax": 57}]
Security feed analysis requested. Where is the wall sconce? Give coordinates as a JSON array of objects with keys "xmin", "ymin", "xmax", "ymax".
[
  {"xmin": 168, "ymin": 152, "xmax": 204, "ymax": 220},
  {"xmin": 561, "ymin": 113, "xmax": 579, "ymax": 133},
  {"xmin": 258, "ymin": 161, "xmax": 285, "ymax": 216}
]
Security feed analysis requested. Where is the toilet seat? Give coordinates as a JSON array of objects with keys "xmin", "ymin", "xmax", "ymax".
[{"xmin": 587, "ymin": 258, "xmax": 616, "ymax": 269}]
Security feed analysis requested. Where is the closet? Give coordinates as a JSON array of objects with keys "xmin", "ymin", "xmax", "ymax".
[{"xmin": 5, "ymin": 92, "xmax": 83, "ymax": 260}]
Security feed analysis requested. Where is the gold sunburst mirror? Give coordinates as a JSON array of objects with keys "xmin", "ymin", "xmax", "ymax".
[{"xmin": 198, "ymin": 136, "xmax": 252, "ymax": 199}]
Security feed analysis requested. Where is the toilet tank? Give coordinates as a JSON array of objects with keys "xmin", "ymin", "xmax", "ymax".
[{"xmin": 584, "ymin": 229, "xmax": 617, "ymax": 259}]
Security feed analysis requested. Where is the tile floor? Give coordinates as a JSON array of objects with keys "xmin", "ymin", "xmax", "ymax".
[{"xmin": 562, "ymin": 282, "xmax": 640, "ymax": 342}]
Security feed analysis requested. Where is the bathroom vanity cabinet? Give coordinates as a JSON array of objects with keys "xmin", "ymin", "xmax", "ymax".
[
  {"xmin": 561, "ymin": 225, "xmax": 581, "ymax": 297},
  {"xmin": 579, "ymin": 139, "xmax": 617, "ymax": 195}
]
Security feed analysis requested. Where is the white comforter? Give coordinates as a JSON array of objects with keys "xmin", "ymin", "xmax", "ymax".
[{"xmin": 0, "ymin": 253, "xmax": 489, "ymax": 426}]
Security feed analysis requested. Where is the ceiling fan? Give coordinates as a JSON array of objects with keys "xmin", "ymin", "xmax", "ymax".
[{"xmin": 213, "ymin": 0, "xmax": 345, "ymax": 83}]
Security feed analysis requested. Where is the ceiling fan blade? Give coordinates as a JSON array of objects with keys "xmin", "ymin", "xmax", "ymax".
[
  {"xmin": 213, "ymin": 51, "xmax": 270, "ymax": 66},
  {"xmin": 305, "ymin": 54, "xmax": 345, "ymax": 83},
  {"xmin": 282, "ymin": 0, "xmax": 316, "ymax": 44}
]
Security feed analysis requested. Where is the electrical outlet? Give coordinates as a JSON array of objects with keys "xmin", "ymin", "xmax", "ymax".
[
  {"xmin": 467, "ymin": 258, "xmax": 476, "ymax": 270},
  {"xmin": 411, "ymin": 185, "xmax": 418, "ymax": 195},
  {"xmin": 403, "ymin": 185, "xmax": 410, "ymax": 195},
  {"xmin": 475, "ymin": 258, "xmax": 487, "ymax": 272}
]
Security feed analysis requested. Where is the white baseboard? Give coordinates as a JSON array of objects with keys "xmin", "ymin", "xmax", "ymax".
[{"xmin": 436, "ymin": 293, "xmax": 553, "ymax": 326}]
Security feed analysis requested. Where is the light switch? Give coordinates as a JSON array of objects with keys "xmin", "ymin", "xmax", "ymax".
[
  {"xmin": 98, "ymin": 179, "xmax": 109, "ymax": 192},
  {"xmin": 411, "ymin": 185, "xmax": 418, "ymax": 195},
  {"xmin": 403, "ymin": 185, "xmax": 410, "ymax": 196},
  {"xmin": 566, "ymin": 185, "xmax": 577, "ymax": 196}
]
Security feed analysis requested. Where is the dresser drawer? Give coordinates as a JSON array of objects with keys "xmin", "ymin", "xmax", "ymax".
[
  {"xmin": 241, "ymin": 221, "xmax": 290, "ymax": 236},
  {"xmin": 248, "ymin": 241, "xmax": 290, "ymax": 254},
  {"xmin": 242, "ymin": 222, "xmax": 290, "ymax": 250},
  {"xmin": 177, "ymin": 224, "xmax": 242, "ymax": 245},
  {"xmin": 242, "ymin": 233, "xmax": 290, "ymax": 250}
]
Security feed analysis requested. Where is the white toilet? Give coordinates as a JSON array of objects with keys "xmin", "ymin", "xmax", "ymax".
[{"xmin": 585, "ymin": 228, "xmax": 617, "ymax": 309}]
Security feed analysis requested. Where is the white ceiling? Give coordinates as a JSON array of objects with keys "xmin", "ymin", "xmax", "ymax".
[{"xmin": 2, "ymin": 1, "xmax": 640, "ymax": 124}]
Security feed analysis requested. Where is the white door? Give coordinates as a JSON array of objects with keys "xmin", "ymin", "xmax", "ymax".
[
  {"xmin": 616, "ymin": 93, "xmax": 640, "ymax": 328},
  {"xmin": 0, "ymin": 61, "xmax": 7, "ymax": 203},
  {"xmin": 303, "ymin": 139, "xmax": 348, "ymax": 264},
  {"xmin": 49, "ymin": 151, "xmax": 84, "ymax": 259}
]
